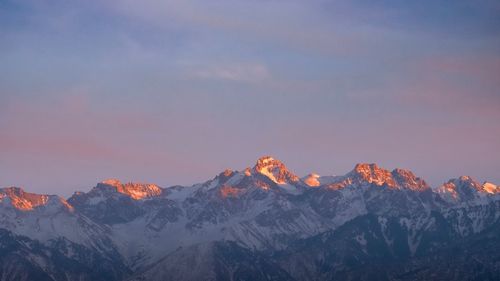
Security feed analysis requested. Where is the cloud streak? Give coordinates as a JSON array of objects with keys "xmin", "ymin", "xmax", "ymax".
[{"xmin": 186, "ymin": 62, "xmax": 271, "ymax": 83}]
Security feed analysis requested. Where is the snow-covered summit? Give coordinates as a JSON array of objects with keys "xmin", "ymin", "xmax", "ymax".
[
  {"xmin": 436, "ymin": 176, "xmax": 500, "ymax": 203},
  {"xmin": 302, "ymin": 173, "xmax": 321, "ymax": 187},
  {"xmin": 252, "ymin": 156, "xmax": 299, "ymax": 184},
  {"xmin": 301, "ymin": 173, "xmax": 339, "ymax": 187}
]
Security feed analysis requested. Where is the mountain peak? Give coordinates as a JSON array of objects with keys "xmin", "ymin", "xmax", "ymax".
[
  {"xmin": 391, "ymin": 168, "xmax": 430, "ymax": 191},
  {"xmin": 483, "ymin": 182, "xmax": 499, "ymax": 194},
  {"xmin": 450, "ymin": 176, "xmax": 482, "ymax": 189},
  {"xmin": 0, "ymin": 187, "xmax": 72, "ymax": 211},
  {"xmin": 253, "ymin": 156, "xmax": 298, "ymax": 184},
  {"xmin": 347, "ymin": 164, "xmax": 429, "ymax": 191},
  {"xmin": 350, "ymin": 163, "xmax": 397, "ymax": 187},
  {"xmin": 302, "ymin": 173, "xmax": 321, "ymax": 187},
  {"xmin": 254, "ymin": 156, "xmax": 280, "ymax": 168},
  {"xmin": 446, "ymin": 177, "xmax": 500, "ymax": 195},
  {"xmin": 352, "ymin": 163, "xmax": 387, "ymax": 176},
  {"xmin": 436, "ymin": 176, "xmax": 487, "ymax": 202},
  {"xmin": 221, "ymin": 169, "xmax": 234, "ymax": 177},
  {"xmin": 0, "ymin": 187, "xmax": 49, "ymax": 210},
  {"xmin": 96, "ymin": 179, "xmax": 162, "ymax": 200}
]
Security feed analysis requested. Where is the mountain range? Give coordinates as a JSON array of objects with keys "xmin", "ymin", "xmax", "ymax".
[{"xmin": 1, "ymin": 156, "xmax": 499, "ymax": 281}]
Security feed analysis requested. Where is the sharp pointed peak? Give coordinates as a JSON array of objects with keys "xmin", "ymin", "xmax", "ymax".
[
  {"xmin": 254, "ymin": 155, "xmax": 283, "ymax": 167},
  {"xmin": 252, "ymin": 155, "xmax": 298, "ymax": 184}
]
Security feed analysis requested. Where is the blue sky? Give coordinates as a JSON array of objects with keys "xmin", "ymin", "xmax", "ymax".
[{"xmin": 1, "ymin": 0, "xmax": 499, "ymax": 196}]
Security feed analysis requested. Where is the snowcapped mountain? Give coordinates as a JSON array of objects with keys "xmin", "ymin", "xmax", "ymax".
[
  {"xmin": 0, "ymin": 187, "xmax": 129, "ymax": 281},
  {"xmin": 0, "ymin": 187, "xmax": 110, "ymax": 247},
  {"xmin": 1, "ymin": 156, "xmax": 499, "ymax": 281},
  {"xmin": 253, "ymin": 156, "xmax": 300, "ymax": 185},
  {"xmin": 436, "ymin": 176, "xmax": 500, "ymax": 204}
]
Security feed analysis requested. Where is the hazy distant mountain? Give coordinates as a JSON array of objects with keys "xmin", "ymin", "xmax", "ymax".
[{"xmin": 1, "ymin": 156, "xmax": 499, "ymax": 281}]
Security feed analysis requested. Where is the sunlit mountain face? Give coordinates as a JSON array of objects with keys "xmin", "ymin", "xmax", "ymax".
[{"xmin": 0, "ymin": 156, "xmax": 499, "ymax": 281}]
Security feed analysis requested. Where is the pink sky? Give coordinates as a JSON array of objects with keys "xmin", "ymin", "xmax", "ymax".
[{"xmin": 1, "ymin": 0, "xmax": 499, "ymax": 196}]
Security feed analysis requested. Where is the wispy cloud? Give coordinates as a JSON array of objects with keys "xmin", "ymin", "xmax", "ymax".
[{"xmin": 187, "ymin": 62, "xmax": 271, "ymax": 83}]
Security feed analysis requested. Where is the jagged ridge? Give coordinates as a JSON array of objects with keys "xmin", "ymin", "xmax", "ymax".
[{"xmin": 0, "ymin": 156, "xmax": 498, "ymax": 281}]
